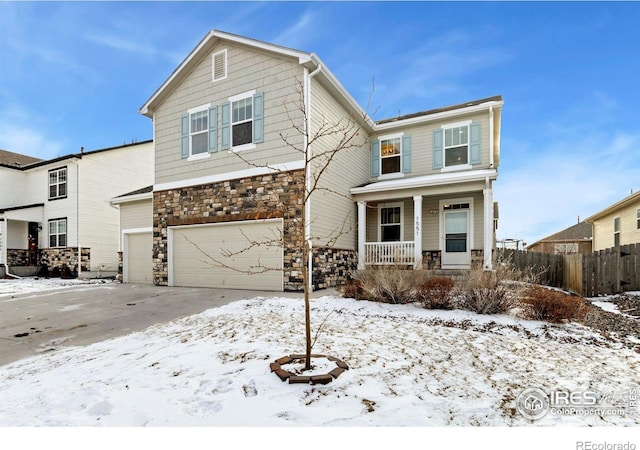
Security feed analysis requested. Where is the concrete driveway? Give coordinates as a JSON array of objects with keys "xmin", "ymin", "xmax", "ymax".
[{"xmin": 0, "ymin": 283, "xmax": 305, "ymax": 366}]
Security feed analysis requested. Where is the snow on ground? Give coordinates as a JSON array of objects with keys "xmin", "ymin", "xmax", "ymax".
[
  {"xmin": 590, "ymin": 291, "xmax": 640, "ymax": 318},
  {"xmin": 0, "ymin": 276, "xmax": 116, "ymax": 298},
  {"xmin": 0, "ymin": 288, "xmax": 638, "ymax": 429}
]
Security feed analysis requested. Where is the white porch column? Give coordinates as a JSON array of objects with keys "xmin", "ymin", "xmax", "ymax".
[
  {"xmin": 483, "ymin": 183, "xmax": 494, "ymax": 270},
  {"xmin": 413, "ymin": 195, "xmax": 423, "ymax": 269},
  {"xmin": 357, "ymin": 201, "xmax": 366, "ymax": 269}
]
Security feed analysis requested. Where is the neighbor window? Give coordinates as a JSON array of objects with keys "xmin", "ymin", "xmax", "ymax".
[
  {"xmin": 444, "ymin": 125, "xmax": 469, "ymax": 167},
  {"xmin": 380, "ymin": 205, "xmax": 402, "ymax": 242},
  {"xmin": 189, "ymin": 108, "xmax": 209, "ymax": 156},
  {"xmin": 637, "ymin": 208, "xmax": 640, "ymax": 230},
  {"xmin": 614, "ymin": 217, "xmax": 620, "ymax": 247},
  {"xmin": 380, "ymin": 137, "xmax": 401, "ymax": 175},
  {"xmin": 554, "ymin": 243, "xmax": 578, "ymax": 254},
  {"xmin": 49, "ymin": 218, "xmax": 67, "ymax": 247},
  {"xmin": 231, "ymin": 95, "xmax": 253, "ymax": 147},
  {"xmin": 48, "ymin": 167, "xmax": 67, "ymax": 200}
]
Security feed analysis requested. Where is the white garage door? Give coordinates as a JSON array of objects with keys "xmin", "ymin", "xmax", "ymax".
[
  {"xmin": 125, "ymin": 232, "xmax": 153, "ymax": 284},
  {"xmin": 169, "ymin": 219, "xmax": 283, "ymax": 291}
]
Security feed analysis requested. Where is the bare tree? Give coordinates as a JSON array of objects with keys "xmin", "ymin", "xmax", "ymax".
[{"xmin": 188, "ymin": 77, "xmax": 372, "ymax": 369}]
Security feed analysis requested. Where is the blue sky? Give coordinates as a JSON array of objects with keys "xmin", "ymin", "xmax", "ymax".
[{"xmin": 1, "ymin": 1, "xmax": 639, "ymax": 245}]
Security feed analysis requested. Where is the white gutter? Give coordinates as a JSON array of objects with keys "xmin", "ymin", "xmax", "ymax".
[
  {"xmin": 374, "ymin": 100, "xmax": 503, "ymax": 132},
  {"xmin": 304, "ymin": 62, "xmax": 322, "ymax": 292}
]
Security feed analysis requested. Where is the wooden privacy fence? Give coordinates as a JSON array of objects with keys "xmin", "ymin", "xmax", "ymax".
[{"xmin": 498, "ymin": 244, "xmax": 640, "ymax": 297}]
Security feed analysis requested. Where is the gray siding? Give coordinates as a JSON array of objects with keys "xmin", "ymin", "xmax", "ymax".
[
  {"xmin": 120, "ymin": 199, "xmax": 152, "ymax": 230},
  {"xmin": 155, "ymin": 42, "xmax": 306, "ymax": 185},
  {"xmin": 309, "ymin": 81, "xmax": 371, "ymax": 249},
  {"xmin": 370, "ymin": 111, "xmax": 491, "ymax": 182}
]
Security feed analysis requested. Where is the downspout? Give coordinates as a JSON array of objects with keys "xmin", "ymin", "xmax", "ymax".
[
  {"xmin": 304, "ymin": 61, "xmax": 322, "ymax": 291},
  {"xmin": 489, "ymin": 105, "xmax": 494, "ymax": 168}
]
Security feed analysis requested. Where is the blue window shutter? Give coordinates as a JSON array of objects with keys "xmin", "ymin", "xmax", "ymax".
[
  {"xmin": 371, "ymin": 140, "xmax": 380, "ymax": 177},
  {"xmin": 181, "ymin": 113, "xmax": 189, "ymax": 158},
  {"xmin": 253, "ymin": 92, "xmax": 264, "ymax": 144},
  {"xmin": 221, "ymin": 101, "xmax": 230, "ymax": 150},
  {"xmin": 433, "ymin": 130, "xmax": 443, "ymax": 169},
  {"xmin": 208, "ymin": 106, "xmax": 218, "ymax": 153},
  {"xmin": 470, "ymin": 123, "xmax": 481, "ymax": 164},
  {"xmin": 402, "ymin": 135, "xmax": 412, "ymax": 173}
]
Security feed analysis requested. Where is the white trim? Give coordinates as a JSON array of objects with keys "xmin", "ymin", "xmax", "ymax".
[
  {"xmin": 187, "ymin": 103, "xmax": 211, "ymax": 114},
  {"xmin": 441, "ymin": 120, "xmax": 472, "ymax": 130},
  {"xmin": 441, "ymin": 164, "xmax": 472, "ymax": 173},
  {"xmin": 357, "ymin": 201, "xmax": 366, "ymax": 270},
  {"xmin": 377, "ymin": 202, "xmax": 404, "ymax": 242},
  {"xmin": 110, "ymin": 192, "xmax": 152, "ymax": 205},
  {"xmin": 154, "ymin": 160, "xmax": 305, "ymax": 191},
  {"xmin": 413, "ymin": 195, "xmax": 423, "ymax": 269},
  {"xmin": 351, "ymin": 168, "xmax": 497, "ymax": 196},
  {"xmin": 167, "ymin": 218, "xmax": 284, "ymax": 290},
  {"xmin": 377, "ymin": 172, "xmax": 404, "ymax": 181},
  {"xmin": 187, "ymin": 152, "xmax": 211, "ymax": 162},
  {"xmin": 228, "ymin": 89, "xmax": 256, "ymax": 103},
  {"xmin": 212, "ymin": 49, "xmax": 227, "ymax": 82},
  {"xmin": 123, "ymin": 227, "xmax": 152, "ymax": 235},
  {"xmin": 229, "ymin": 143, "xmax": 256, "ymax": 153},
  {"xmin": 378, "ymin": 132, "xmax": 404, "ymax": 141}
]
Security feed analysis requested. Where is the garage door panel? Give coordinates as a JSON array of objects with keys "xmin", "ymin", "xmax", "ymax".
[
  {"xmin": 171, "ymin": 220, "xmax": 283, "ymax": 291},
  {"xmin": 126, "ymin": 232, "xmax": 152, "ymax": 284}
]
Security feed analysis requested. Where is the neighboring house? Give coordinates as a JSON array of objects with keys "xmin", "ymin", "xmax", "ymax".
[
  {"xmin": 131, "ymin": 29, "xmax": 502, "ymax": 291},
  {"xmin": 586, "ymin": 190, "xmax": 640, "ymax": 251},
  {"xmin": 526, "ymin": 221, "xmax": 593, "ymax": 254},
  {"xmin": 0, "ymin": 141, "xmax": 154, "ymax": 278}
]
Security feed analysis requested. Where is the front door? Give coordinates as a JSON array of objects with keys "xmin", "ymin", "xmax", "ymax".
[{"xmin": 442, "ymin": 203, "xmax": 471, "ymax": 267}]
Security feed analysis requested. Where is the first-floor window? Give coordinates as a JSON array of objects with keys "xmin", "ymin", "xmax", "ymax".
[
  {"xmin": 49, "ymin": 218, "xmax": 67, "ymax": 247},
  {"xmin": 380, "ymin": 206, "xmax": 402, "ymax": 241},
  {"xmin": 614, "ymin": 217, "xmax": 620, "ymax": 247}
]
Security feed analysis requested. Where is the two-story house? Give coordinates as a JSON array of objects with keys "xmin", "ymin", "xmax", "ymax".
[
  {"xmin": 0, "ymin": 142, "xmax": 153, "ymax": 278},
  {"xmin": 133, "ymin": 30, "xmax": 502, "ymax": 291},
  {"xmin": 586, "ymin": 190, "xmax": 640, "ymax": 251}
]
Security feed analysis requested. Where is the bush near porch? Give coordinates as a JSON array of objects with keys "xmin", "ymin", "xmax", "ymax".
[{"xmin": 339, "ymin": 261, "xmax": 590, "ymax": 324}]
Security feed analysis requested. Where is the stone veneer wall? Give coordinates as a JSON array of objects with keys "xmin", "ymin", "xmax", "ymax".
[
  {"xmin": 153, "ymin": 170, "xmax": 306, "ymax": 289},
  {"xmin": 311, "ymin": 247, "xmax": 357, "ymax": 290},
  {"xmin": 39, "ymin": 247, "xmax": 91, "ymax": 272},
  {"xmin": 422, "ymin": 249, "xmax": 486, "ymax": 269},
  {"xmin": 7, "ymin": 249, "xmax": 30, "ymax": 266}
]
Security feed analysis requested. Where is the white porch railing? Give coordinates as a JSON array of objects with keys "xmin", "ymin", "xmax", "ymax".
[{"xmin": 364, "ymin": 241, "xmax": 415, "ymax": 265}]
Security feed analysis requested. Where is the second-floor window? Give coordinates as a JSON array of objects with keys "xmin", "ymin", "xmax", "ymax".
[
  {"xmin": 444, "ymin": 125, "xmax": 469, "ymax": 167},
  {"xmin": 49, "ymin": 167, "xmax": 67, "ymax": 200},
  {"xmin": 614, "ymin": 217, "xmax": 620, "ymax": 247},
  {"xmin": 380, "ymin": 137, "xmax": 401, "ymax": 175},
  {"xmin": 232, "ymin": 95, "xmax": 253, "ymax": 147},
  {"xmin": 190, "ymin": 109, "xmax": 209, "ymax": 156},
  {"xmin": 49, "ymin": 218, "xmax": 67, "ymax": 247}
]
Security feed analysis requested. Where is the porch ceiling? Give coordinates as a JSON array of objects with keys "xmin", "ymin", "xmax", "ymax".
[{"xmin": 350, "ymin": 169, "xmax": 497, "ymax": 202}]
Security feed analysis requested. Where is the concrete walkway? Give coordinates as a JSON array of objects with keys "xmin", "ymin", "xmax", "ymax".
[{"xmin": 0, "ymin": 283, "xmax": 337, "ymax": 366}]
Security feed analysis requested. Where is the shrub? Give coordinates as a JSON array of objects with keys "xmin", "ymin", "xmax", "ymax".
[
  {"xmin": 417, "ymin": 276, "xmax": 455, "ymax": 309},
  {"xmin": 339, "ymin": 278, "xmax": 369, "ymax": 301},
  {"xmin": 456, "ymin": 270, "xmax": 516, "ymax": 314},
  {"xmin": 352, "ymin": 266, "xmax": 426, "ymax": 304},
  {"xmin": 520, "ymin": 285, "xmax": 588, "ymax": 323}
]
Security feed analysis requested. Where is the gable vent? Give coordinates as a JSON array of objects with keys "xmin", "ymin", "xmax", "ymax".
[{"xmin": 212, "ymin": 49, "xmax": 227, "ymax": 82}]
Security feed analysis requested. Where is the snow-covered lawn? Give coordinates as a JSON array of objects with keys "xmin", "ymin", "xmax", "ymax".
[{"xmin": 1, "ymin": 279, "xmax": 638, "ymax": 447}]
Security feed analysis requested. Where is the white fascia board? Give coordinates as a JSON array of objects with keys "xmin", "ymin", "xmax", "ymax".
[
  {"xmin": 154, "ymin": 160, "xmax": 305, "ymax": 192},
  {"xmin": 110, "ymin": 192, "xmax": 153, "ymax": 205},
  {"xmin": 374, "ymin": 100, "xmax": 504, "ymax": 132},
  {"xmin": 350, "ymin": 168, "xmax": 498, "ymax": 196},
  {"xmin": 585, "ymin": 190, "xmax": 640, "ymax": 222}
]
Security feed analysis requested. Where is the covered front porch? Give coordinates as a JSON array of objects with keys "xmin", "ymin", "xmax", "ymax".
[{"xmin": 351, "ymin": 169, "xmax": 497, "ymax": 270}]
